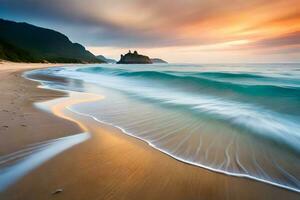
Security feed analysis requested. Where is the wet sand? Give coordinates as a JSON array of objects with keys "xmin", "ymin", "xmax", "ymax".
[
  {"xmin": 0, "ymin": 61, "xmax": 299, "ymax": 199},
  {"xmin": 0, "ymin": 61, "xmax": 82, "ymax": 155}
]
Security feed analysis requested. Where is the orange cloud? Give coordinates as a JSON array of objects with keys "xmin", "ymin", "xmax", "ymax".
[{"xmin": 2, "ymin": 0, "xmax": 300, "ymax": 62}]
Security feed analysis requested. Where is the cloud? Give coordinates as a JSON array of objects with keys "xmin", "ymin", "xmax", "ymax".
[
  {"xmin": 1, "ymin": 0, "xmax": 300, "ymax": 62},
  {"xmin": 263, "ymin": 31, "xmax": 300, "ymax": 45}
]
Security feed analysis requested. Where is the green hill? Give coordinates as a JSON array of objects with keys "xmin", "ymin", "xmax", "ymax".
[
  {"xmin": 0, "ymin": 19, "xmax": 104, "ymax": 63},
  {"xmin": 96, "ymin": 55, "xmax": 117, "ymax": 63}
]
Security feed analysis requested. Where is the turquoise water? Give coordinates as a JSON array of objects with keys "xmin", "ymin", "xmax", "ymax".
[{"xmin": 26, "ymin": 63, "xmax": 300, "ymax": 192}]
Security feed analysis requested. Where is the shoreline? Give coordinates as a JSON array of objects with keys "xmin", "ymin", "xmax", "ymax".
[
  {"xmin": 0, "ymin": 62, "xmax": 299, "ymax": 199},
  {"xmin": 0, "ymin": 61, "xmax": 83, "ymax": 155},
  {"xmin": 67, "ymin": 102, "xmax": 300, "ymax": 194}
]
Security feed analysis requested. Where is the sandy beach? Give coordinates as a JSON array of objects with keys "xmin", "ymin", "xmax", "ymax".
[
  {"xmin": 0, "ymin": 61, "xmax": 82, "ymax": 155},
  {"xmin": 0, "ymin": 61, "xmax": 299, "ymax": 200}
]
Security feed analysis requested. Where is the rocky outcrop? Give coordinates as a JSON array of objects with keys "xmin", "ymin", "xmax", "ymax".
[
  {"xmin": 117, "ymin": 50, "xmax": 152, "ymax": 64},
  {"xmin": 150, "ymin": 58, "xmax": 168, "ymax": 63}
]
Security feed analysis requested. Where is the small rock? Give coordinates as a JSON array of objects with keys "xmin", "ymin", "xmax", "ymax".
[
  {"xmin": 2, "ymin": 126, "xmax": 8, "ymax": 128},
  {"xmin": 52, "ymin": 189, "xmax": 63, "ymax": 195}
]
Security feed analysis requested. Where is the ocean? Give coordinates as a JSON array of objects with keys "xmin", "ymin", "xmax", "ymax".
[{"xmin": 25, "ymin": 63, "xmax": 300, "ymax": 192}]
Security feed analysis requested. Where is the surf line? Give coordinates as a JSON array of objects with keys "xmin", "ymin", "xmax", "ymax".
[
  {"xmin": 66, "ymin": 104, "xmax": 300, "ymax": 194},
  {"xmin": 50, "ymin": 91, "xmax": 105, "ymax": 132},
  {"xmin": 0, "ymin": 89, "xmax": 104, "ymax": 192}
]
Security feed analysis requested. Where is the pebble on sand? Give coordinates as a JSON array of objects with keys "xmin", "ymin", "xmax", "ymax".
[{"xmin": 52, "ymin": 189, "xmax": 63, "ymax": 195}]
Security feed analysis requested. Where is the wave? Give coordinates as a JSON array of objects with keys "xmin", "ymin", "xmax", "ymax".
[
  {"xmin": 24, "ymin": 64, "xmax": 300, "ymax": 193},
  {"xmin": 0, "ymin": 133, "xmax": 89, "ymax": 192},
  {"xmin": 191, "ymin": 71, "xmax": 266, "ymax": 79},
  {"xmin": 67, "ymin": 106, "xmax": 300, "ymax": 193},
  {"xmin": 27, "ymin": 67, "xmax": 300, "ymax": 153},
  {"xmin": 79, "ymin": 67, "xmax": 300, "ymax": 99},
  {"xmin": 35, "ymin": 68, "xmax": 298, "ymax": 155}
]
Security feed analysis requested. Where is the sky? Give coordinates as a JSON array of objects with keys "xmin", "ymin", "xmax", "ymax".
[{"xmin": 1, "ymin": 0, "xmax": 300, "ymax": 63}]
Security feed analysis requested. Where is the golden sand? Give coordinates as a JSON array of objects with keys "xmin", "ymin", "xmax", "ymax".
[{"xmin": 0, "ymin": 61, "xmax": 299, "ymax": 200}]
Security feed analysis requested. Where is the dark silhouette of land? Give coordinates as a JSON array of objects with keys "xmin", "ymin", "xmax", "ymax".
[
  {"xmin": 0, "ymin": 19, "xmax": 104, "ymax": 63},
  {"xmin": 97, "ymin": 55, "xmax": 117, "ymax": 63},
  {"xmin": 117, "ymin": 50, "xmax": 152, "ymax": 64}
]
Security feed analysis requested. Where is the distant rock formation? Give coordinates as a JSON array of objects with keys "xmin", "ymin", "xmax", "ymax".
[
  {"xmin": 96, "ymin": 55, "xmax": 117, "ymax": 63},
  {"xmin": 0, "ymin": 18, "xmax": 104, "ymax": 63},
  {"xmin": 150, "ymin": 58, "xmax": 168, "ymax": 63},
  {"xmin": 117, "ymin": 50, "xmax": 152, "ymax": 64}
]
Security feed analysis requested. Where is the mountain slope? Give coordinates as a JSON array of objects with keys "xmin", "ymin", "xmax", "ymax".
[
  {"xmin": 96, "ymin": 55, "xmax": 117, "ymax": 63},
  {"xmin": 0, "ymin": 19, "xmax": 104, "ymax": 63}
]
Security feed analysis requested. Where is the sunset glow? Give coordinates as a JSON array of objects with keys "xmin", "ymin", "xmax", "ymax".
[{"xmin": 1, "ymin": 0, "xmax": 300, "ymax": 62}]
